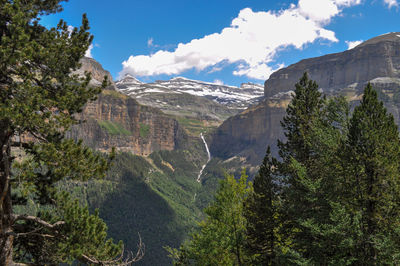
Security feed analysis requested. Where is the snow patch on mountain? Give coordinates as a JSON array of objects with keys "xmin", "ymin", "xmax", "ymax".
[{"xmin": 115, "ymin": 75, "xmax": 264, "ymax": 108}]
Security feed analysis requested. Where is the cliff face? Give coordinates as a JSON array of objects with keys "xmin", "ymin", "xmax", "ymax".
[
  {"xmin": 211, "ymin": 32, "xmax": 400, "ymax": 166},
  {"xmin": 265, "ymin": 32, "xmax": 400, "ymax": 98},
  {"xmin": 210, "ymin": 96, "xmax": 290, "ymax": 164},
  {"xmin": 68, "ymin": 90, "xmax": 186, "ymax": 156}
]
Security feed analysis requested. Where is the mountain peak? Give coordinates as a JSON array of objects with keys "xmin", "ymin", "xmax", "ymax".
[
  {"xmin": 117, "ymin": 73, "xmax": 143, "ymax": 85},
  {"xmin": 357, "ymin": 32, "xmax": 400, "ymax": 48},
  {"xmin": 170, "ymin": 76, "xmax": 190, "ymax": 81}
]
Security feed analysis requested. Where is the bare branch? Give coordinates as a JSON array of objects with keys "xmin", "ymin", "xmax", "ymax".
[
  {"xmin": 10, "ymin": 141, "xmax": 33, "ymax": 150},
  {"xmin": 12, "ymin": 214, "xmax": 65, "ymax": 230},
  {"xmin": 81, "ymin": 233, "xmax": 145, "ymax": 265}
]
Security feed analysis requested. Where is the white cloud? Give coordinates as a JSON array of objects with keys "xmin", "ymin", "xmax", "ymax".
[
  {"xmin": 85, "ymin": 44, "xmax": 93, "ymax": 58},
  {"xmin": 345, "ymin": 40, "xmax": 362, "ymax": 49},
  {"xmin": 67, "ymin": 25, "xmax": 74, "ymax": 35},
  {"xmin": 384, "ymin": 0, "xmax": 399, "ymax": 8},
  {"xmin": 120, "ymin": 0, "xmax": 362, "ymax": 80},
  {"xmin": 213, "ymin": 79, "xmax": 224, "ymax": 85},
  {"xmin": 147, "ymin": 37, "xmax": 154, "ymax": 47},
  {"xmin": 298, "ymin": 0, "xmax": 361, "ymax": 23}
]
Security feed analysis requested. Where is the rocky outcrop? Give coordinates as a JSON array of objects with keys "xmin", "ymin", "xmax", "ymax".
[
  {"xmin": 211, "ymin": 32, "xmax": 400, "ymax": 166},
  {"xmin": 67, "ymin": 57, "xmax": 187, "ymax": 156},
  {"xmin": 74, "ymin": 57, "xmax": 115, "ymax": 87},
  {"xmin": 68, "ymin": 90, "xmax": 186, "ymax": 156},
  {"xmin": 265, "ymin": 32, "xmax": 400, "ymax": 98},
  {"xmin": 210, "ymin": 96, "xmax": 290, "ymax": 164}
]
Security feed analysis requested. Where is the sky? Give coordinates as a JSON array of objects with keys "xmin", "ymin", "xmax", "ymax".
[{"xmin": 40, "ymin": 0, "xmax": 400, "ymax": 87}]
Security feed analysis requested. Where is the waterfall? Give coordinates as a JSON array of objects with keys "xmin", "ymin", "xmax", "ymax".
[{"xmin": 197, "ymin": 133, "xmax": 211, "ymax": 182}]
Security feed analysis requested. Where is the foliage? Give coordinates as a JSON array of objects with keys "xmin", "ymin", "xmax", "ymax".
[
  {"xmin": 168, "ymin": 169, "xmax": 252, "ymax": 265},
  {"xmin": 61, "ymin": 149, "xmax": 208, "ymax": 266},
  {"xmin": 98, "ymin": 120, "xmax": 132, "ymax": 136},
  {"xmin": 102, "ymin": 89, "xmax": 129, "ymax": 99},
  {"xmin": 173, "ymin": 74, "xmax": 400, "ymax": 265},
  {"xmin": 14, "ymin": 192, "xmax": 122, "ymax": 264},
  {"xmin": 139, "ymin": 123, "xmax": 150, "ymax": 138},
  {"xmin": 244, "ymin": 147, "xmax": 282, "ymax": 265},
  {"xmin": 343, "ymin": 83, "xmax": 400, "ymax": 264},
  {"xmin": 0, "ymin": 0, "xmax": 135, "ymax": 264}
]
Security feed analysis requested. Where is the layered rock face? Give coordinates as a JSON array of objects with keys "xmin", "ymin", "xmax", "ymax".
[
  {"xmin": 68, "ymin": 91, "xmax": 186, "ymax": 156},
  {"xmin": 211, "ymin": 32, "xmax": 400, "ymax": 165},
  {"xmin": 210, "ymin": 96, "xmax": 291, "ymax": 165},
  {"xmin": 265, "ymin": 32, "xmax": 400, "ymax": 98}
]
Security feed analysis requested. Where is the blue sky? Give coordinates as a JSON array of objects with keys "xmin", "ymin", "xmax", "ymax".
[{"xmin": 40, "ymin": 0, "xmax": 400, "ymax": 86}]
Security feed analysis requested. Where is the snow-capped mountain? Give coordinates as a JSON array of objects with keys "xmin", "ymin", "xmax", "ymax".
[{"xmin": 116, "ymin": 74, "xmax": 264, "ymax": 109}]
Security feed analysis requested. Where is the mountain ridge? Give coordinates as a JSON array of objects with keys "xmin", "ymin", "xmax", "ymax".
[
  {"xmin": 211, "ymin": 32, "xmax": 400, "ymax": 166},
  {"xmin": 116, "ymin": 74, "xmax": 264, "ymax": 110}
]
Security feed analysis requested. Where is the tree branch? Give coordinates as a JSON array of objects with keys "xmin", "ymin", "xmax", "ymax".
[
  {"xmin": 12, "ymin": 214, "xmax": 65, "ymax": 230},
  {"xmin": 81, "ymin": 233, "xmax": 145, "ymax": 265},
  {"xmin": 10, "ymin": 141, "xmax": 33, "ymax": 150},
  {"xmin": 0, "ymin": 136, "xmax": 11, "ymax": 207}
]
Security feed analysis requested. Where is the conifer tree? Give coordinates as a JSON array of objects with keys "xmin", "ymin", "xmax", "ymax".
[
  {"xmin": 344, "ymin": 83, "xmax": 400, "ymax": 264},
  {"xmin": 244, "ymin": 147, "xmax": 280, "ymax": 265},
  {"xmin": 168, "ymin": 170, "xmax": 251, "ymax": 265},
  {"xmin": 278, "ymin": 72, "xmax": 324, "ymax": 165},
  {"xmin": 276, "ymin": 73, "xmax": 326, "ymax": 259},
  {"xmin": 0, "ymin": 1, "xmax": 143, "ymax": 264},
  {"xmin": 277, "ymin": 74, "xmax": 352, "ymax": 264}
]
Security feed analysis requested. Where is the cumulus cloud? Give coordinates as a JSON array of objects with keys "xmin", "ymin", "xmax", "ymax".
[
  {"xmin": 345, "ymin": 40, "xmax": 362, "ymax": 49},
  {"xmin": 120, "ymin": 0, "xmax": 362, "ymax": 80},
  {"xmin": 298, "ymin": 0, "xmax": 361, "ymax": 23},
  {"xmin": 384, "ymin": 0, "xmax": 399, "ymax": 8},
  {"xmin": 85, "ymin": 44, "xmax": 93, "ymax": 58}
]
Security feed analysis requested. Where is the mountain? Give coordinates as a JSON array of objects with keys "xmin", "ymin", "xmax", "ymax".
[
  {"xmin": 210, "ymin": 32, "xmax": 400, "ymax": 166},
  {"xmin": 74, "ymin": 57, "xmax": 115, "ymax": 87},
  {"xmin": 116, "ymin": 74, "xmax": 264, "ymax": 114},
  {"xmin": 67, "ymin": 90, "xmax": 187, "ymax": 156},
  {"xmin": 65, "ymin": 58, "xmax": 228, "ymax": 265}
]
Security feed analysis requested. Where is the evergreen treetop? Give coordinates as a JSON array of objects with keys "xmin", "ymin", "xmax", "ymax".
[{"xmin": 0, "ymin": 0, "xmax": 143, "ymax": 264}]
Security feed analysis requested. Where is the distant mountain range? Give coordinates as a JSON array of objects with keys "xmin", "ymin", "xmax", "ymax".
[{"xmin": 116, "ymin": 74, "xmax": 264, "ymax": 109}]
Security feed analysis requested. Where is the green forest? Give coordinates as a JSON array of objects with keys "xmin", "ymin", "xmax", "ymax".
[
  {"xmin": 2, "ymin": 0, "xmax": 400, "ymax": 265},
  {"xmin": 169, "ymin": 74, "xmax": 400, "ymax": 265}
]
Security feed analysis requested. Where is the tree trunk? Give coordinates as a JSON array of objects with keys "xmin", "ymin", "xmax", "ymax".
[{"xmin": 0, "ymin": 128, "xmax": 14, "ymax": 265}]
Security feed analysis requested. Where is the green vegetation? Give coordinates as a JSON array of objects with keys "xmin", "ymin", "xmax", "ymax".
[
  {"xmin": 102, "ymin": 89, "xmax": 129, "ymax": 99},
  {"xmin": 170, "ymin": 73, "xmax": 400, "ymax": 265},
  {"xmin": 1, "ymin": 1, "xmax": 140, "ymax": 264},
  {"xmin": 139, "ymin": 123, "xmax": 150, "ymax": 138},
  {"xmin": 98, "ymin": 120, "xmax": 132, "ymax": 136},
  {"xmin": 57, "ymin": 137, "xmax": 211, "ymax": 265},
  {"xmin": 175, "ymin": 116, "xmax": 218, "ymax": 136},
  {"xmin": 167, "ymin": 170, "xmax": 252, "ymax": 265}
]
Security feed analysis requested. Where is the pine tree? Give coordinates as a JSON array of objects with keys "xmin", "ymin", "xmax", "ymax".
[
  {"xmin": 278, "ymin": 72, "xmax": 325, "ymax": 165},
  {"xmin": 277, "ymin": 74, "xmax": 352, "ymax": 264},
  {"xmin": 344, "ymin": 83, "xmax": 400, "ymax": 264},
  {"xmin": 244, "ymin": 147, "xmax": 280, "ymax": 265},
  {"xmin": 0, "ymin": 1, "xmax": 143, "ymax": 264},
  {"xmin": 168, "ymin": 170, "xmax": 252, "ymax": 265},
  {"xmin": 276, "ymin": 73, "xmax": 325, "ymax": 260}
]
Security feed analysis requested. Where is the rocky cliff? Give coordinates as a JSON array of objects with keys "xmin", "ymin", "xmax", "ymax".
[
  {"xmin": 211, "ymin": 32, "xmax": 400, "ymax": 166},
  {"xmin": 68, "ymin": 57, "xmax": 187, "ymax": 156},
  {"xmin": 68, "ymin": 90, "xmax": 186, "ymax": 156},
  {"xmin": 265, "ymin": 32, "xmax": 400, "ymax": 98}
]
